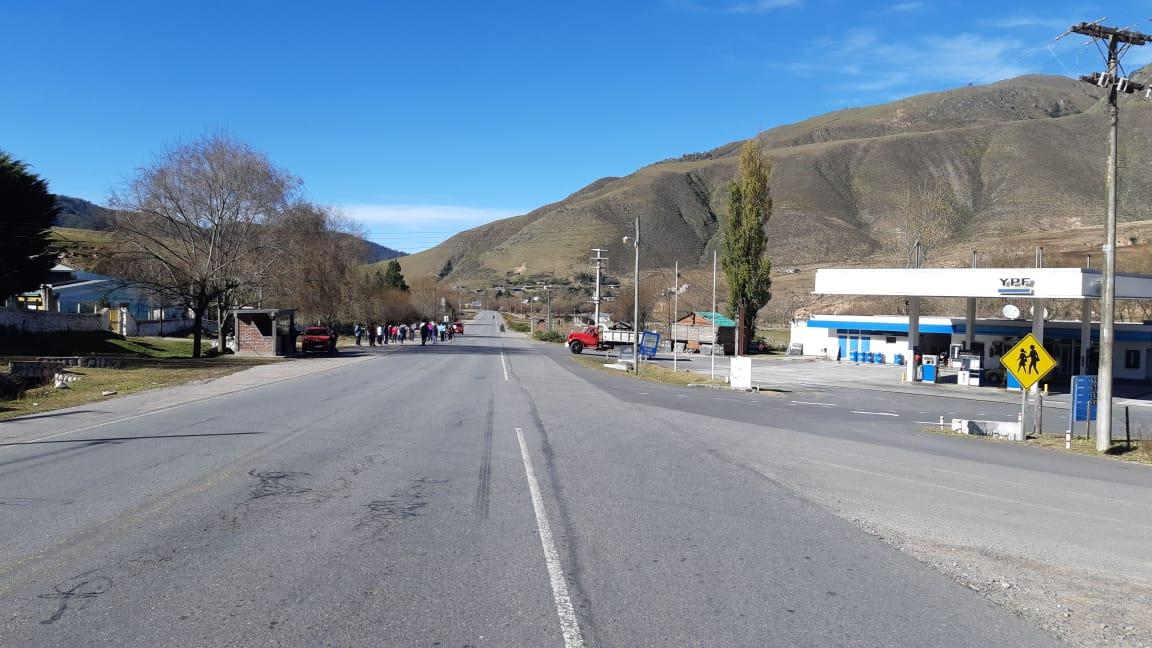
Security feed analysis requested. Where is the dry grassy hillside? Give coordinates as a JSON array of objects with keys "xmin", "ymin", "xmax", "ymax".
[{"xmin": 392, "ymin": 70, "xmax": 1152, "ymax": 308}]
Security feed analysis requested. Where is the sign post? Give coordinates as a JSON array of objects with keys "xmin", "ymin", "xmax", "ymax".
[{"xmin": 1001, "ymin": 333, "xmax": 1058, "ymax": 441}]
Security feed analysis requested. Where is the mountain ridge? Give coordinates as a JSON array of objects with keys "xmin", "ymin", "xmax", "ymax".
[{"xmin": 394, "ymin": 70, "xmax": 1152, "ymax": 285}]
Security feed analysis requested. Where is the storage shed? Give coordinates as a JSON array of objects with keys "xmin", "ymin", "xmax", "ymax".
[{"xmin": 670, "ymin": 311, "xmax": 736, "ymax": 355}]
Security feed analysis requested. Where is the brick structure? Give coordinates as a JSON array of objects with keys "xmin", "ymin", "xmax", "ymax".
[{"xmin": 229, "ymin": 309, "xmax": 297, "ymax": 356}]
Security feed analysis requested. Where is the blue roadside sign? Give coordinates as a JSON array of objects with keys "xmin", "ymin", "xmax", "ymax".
[
  {"xmin": 1072, "ymin": 375, "xmax": 1097, "ymax": 422},
  {"xmin": 638, "ymin": 331, "xmax": 660, "ymax": 359}
]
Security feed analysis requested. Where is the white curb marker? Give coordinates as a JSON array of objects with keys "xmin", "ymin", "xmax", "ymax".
[{"xmin": 514, "ymin": 427, "xmax": 586, "ymax": 648}]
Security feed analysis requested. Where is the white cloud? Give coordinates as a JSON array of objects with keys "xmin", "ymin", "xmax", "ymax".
[
  {"xmin": 794, "ymin": 29, "xmax": 1030, "ymax": 94},
  {"xmin": 886, "ymin": 2, "xmax": 924, "ymax": 11},
  {"xmin": 339, "ymin": 204, "xmax": 524, "ymax": 253},
  {"xmin": 341, "ymin": 204, "xmax": 521, "ymax": 226},
  {"xmin": 989, "ymin": 16, "xmax": 1075, "ymax": 30},
  {"xmin": 672, "ymin": 0, "xmax": 801, "ymax": 13},
  {"xmin": 725, "ymin": 0, "xmax": 802, "ymax": 14}
]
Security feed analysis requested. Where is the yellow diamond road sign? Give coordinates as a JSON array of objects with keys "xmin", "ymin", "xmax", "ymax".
[{"xmin": 1001, "ymin": 333, "xmax": 1057, "ymax": 390}]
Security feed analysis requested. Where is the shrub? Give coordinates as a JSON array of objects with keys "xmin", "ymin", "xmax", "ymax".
[
  {"xmin": 506, "ymin": 320, "xmax": 530, "ymax": 333},
  {"xmin": 533, "ymin": 330, "xmax": 565, "ymax": 343},
  {"xmin": 0, "ymin": 373, "xmax": 25, "ymax": 401}
]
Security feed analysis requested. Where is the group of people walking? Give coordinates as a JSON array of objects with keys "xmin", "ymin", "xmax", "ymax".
[{"xmin": 352, "ymin": 321, "xmax": 456, "ymax": 347}]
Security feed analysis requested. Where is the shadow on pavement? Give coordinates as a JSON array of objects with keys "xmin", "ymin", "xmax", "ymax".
[
  {"xmin": 0, "ymin": 431, "xmax": 264, "ymax": 447},
  {"xmin": 0, "ymin": 410, "xmax": 106, "ymax": 423}
]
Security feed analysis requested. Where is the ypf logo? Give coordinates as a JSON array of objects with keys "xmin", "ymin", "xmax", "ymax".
[{"xmin": 998, "ymin": 277, "xmax": 1035, "ymax": 295}]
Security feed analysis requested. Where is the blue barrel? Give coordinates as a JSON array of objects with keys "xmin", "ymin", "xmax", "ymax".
[
  {"xmin": 894, "ymin": 354, "xmax": 905, "ymax": 366},
  {"xmin": 863, "ymin": 352, "xmax": 874, "ymax": 364},
  {"xmin": 874, "ymin": 353, "xmax": 884, "ymax": 365},
  {"xmin": 850, "ymin": 351, "xmax": 859, "ymax": 363}
]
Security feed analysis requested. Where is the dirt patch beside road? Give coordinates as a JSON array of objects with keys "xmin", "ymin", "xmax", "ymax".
[{"xmin": 851, "ymin": 517, "xmax": 1152, "ymax": 648}]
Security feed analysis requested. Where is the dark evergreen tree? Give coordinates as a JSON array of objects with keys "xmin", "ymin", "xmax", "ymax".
[
  {"xmin": 382, "ymin": 259, "xmax": 408, "ymax": 291},
  {"xmin": 0, "ymin": 151, "xmax": 58, "ymax": 301}
]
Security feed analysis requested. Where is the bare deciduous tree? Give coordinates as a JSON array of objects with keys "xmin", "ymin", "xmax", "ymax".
[
  {"xmin": 109, "ymin": 133, "xmax": 299, "ymax": 357},
  {"xmin": 894, "ymin": 181, "xmax": 958, "ymax": 267},
  {"xmin": 267, "ymin": 203, "xmax": 366, "ymax": 326}
]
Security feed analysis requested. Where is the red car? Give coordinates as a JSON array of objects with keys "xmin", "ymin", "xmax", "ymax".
[
  {"xmin": 300, "ymin": 326, "xmax": 337, "ymax": 354},
  {"xmin": 453, "ymin": 321, "xmax": 464, "ymax": 334}
]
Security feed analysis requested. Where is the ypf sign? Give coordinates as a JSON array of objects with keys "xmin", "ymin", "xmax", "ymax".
[{"xmin": 998, "ymin": 277, "xmax": 1035, "ymax": 296}]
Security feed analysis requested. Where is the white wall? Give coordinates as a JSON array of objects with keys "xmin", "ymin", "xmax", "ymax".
[{"xmin": 0, "ymin": 308, "xmax": 107, "ymax": 333}]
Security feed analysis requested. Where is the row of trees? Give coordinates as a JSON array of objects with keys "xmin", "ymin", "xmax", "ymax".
[
  {"xmin": 0, "ymin": 135, "xmax": 459, "ymax": 358},
  {"xmin": 98, "ymin": 133, "xmax": 390, "ymax": 356}
]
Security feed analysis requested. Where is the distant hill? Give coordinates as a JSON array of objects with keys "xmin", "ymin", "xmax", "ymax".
[
  {"xmin": 395, "ymin": 70, "xmax": 1152, "ymax": 285},
  {"xmin": 54, "ymin": 195, "xmax": 113, "ymax": 230},
  {"xmin": 344, "ymin": 235, "xmax": 406, "ymax": 263},
  {"xmin": 51, "ymin": 195, "xmax": 404, "ymax": 263}
]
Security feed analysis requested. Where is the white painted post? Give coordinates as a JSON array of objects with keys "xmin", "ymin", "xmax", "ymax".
[{"xmin": 907, "ymin": 297, "xmax": 921, "ymax": 382}]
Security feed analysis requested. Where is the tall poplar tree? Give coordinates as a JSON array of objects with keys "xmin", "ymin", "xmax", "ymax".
[{"xmin": 721, "ymin": 140, "xmax": 773, "ymax": 354}]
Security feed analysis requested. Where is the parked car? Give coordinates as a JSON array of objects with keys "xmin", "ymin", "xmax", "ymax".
[
  {"xmin": 300, "ymin": 326, "xmax": 337, "ymax": 354},
  {"xmin": 453, "ymin": 321, "xmax": 464, "ymax": 334}
]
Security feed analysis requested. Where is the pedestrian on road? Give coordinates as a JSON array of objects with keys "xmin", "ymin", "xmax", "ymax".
[
  {"xmin": 368, "ymin": 323, "xmax": 377, "ymax": 346},
  {"xmin": 399, "ymin": 323, "xmax": 408, "ymax": 343},
  {"xmin": 353, "ymin": 323, "xmax": 362, "ymax": 346},
  {"xmin": 378, "ymin": 323, "xmax": 387, "ymax": 345},
  {"xmin": 420, "ymin": 321, "xmax": 428, "ymax": 346}
]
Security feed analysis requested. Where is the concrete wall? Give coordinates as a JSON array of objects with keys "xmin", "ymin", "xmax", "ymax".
[
  {"xmin": 135, "ymin": 319, "xmax": 194, "ymax": 338},
  {"xmin": 0, "ymin": 308, "xmax": 108, "ymax": 333}
]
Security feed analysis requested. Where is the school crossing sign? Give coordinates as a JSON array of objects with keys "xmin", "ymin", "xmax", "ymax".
[{"xmin": 1001, "ymin": 333, "xmax": 1057, "ymax": 390}]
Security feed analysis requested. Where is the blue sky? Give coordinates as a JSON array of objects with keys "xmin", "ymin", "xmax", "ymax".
[{"xmin": 5, "ymin": 1, "xmax": 1150, "ymax": 252}]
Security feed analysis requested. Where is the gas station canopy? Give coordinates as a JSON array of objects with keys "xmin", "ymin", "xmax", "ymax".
[{"xmin": 814, "ymin": 268, "xmax": 1152, "ymax": 300}]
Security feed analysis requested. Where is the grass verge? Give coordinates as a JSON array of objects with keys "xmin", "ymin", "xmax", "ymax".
[
  {"xmin": 0, "ymin": 356, "xmax": 276, "ymax": 421},
  {"xmin": 570, "ymin": 354, "xmax": 729, "ymax": 388},
  {"xmin": 920, "ymin": 424, "xmax": 1152, "ymax": 465},
  {"xmin": 0, "ymin": 331, "xmax": 200, "ymax": 358}
]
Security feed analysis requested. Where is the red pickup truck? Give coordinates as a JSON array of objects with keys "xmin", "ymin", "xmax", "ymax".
[{"xmin": 300, "ymin": 326, "xmax": 337, "ymax": 354}]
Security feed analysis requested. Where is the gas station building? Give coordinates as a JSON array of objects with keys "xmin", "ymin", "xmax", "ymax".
[{"xmin": 790, "ymin": 268, "xmax": 1152, "ymax": 386}]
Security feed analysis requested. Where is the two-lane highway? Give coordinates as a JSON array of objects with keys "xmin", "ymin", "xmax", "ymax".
[{"xmin": 0, "ymin": 312, "xmax": 1069, "ymax": 646}]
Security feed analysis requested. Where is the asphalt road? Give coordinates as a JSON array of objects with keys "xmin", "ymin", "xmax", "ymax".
[{"xmin": 0, "ymin": 312, "xmax": 1073, "ymax": 646}]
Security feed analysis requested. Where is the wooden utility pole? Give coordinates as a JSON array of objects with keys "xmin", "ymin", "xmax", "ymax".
[{"xmin": 1070, "ymin": 20, "xmax": 1150, "ymax": 452}]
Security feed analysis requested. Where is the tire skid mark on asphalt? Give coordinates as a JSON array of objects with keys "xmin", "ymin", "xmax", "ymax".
[{"xmin": 475, "ymin": 394, "xmax": 495, "ymax": 521}]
